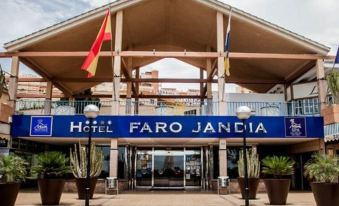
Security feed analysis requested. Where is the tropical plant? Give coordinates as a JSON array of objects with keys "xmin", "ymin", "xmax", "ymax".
[
  {"xmin": 32, "ymin": 151, "xmax": 69, "ymax": 178},
  {"xmin": 262, "ymin": 156, "xmax": 295, "ymax": 178},
  {"xmin": 70, "ymin": 143, "xmax": 103, "ymax": 178},
  {"xmin": 238, "ymin": 148, "xmax": 260, "ymax": 178},
  {"xmin": 304, "ymin": 153, "xmax": 339, "ymax": 183},
  {"xmin": 0, "ymin": 154, "xmax": 27, "ymax": 183},
  {"xmin": 327, "ymin": 69, "xmax": 339, "ymax": 104}
]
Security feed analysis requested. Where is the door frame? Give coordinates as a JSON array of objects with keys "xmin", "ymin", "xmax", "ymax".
[{"xmin": 134, "ymin": 146, "xmax": 203, "ymax": 189}]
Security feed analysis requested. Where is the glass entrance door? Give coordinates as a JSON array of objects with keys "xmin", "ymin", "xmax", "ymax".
[
  {"xmin": 134, "ymin": 147, "xmax": 203, "ymax": 189},
  {"xmin": 135, "ymin": 149, "xmax": 153, "ymax": 187},
  {"xmin": 153, "ymin": 148, "xmax": 184, "ymax": 188}
]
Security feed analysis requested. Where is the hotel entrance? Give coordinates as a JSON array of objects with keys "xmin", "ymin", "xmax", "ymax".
[{"xmin": 135, "ymin": 147, "xmax": 202, "ymax": 189}]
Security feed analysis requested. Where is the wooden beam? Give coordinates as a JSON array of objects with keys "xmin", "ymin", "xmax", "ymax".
[
  {"xmin": 121, "ymin": 58, "xmax": 137, "ymax": 95},
  {"xmin": 43, "ymin": 81, "xmax": 53, "ymax": 114},
  {"xmin": 135, "ymin": 67, "xmax": 140, "ymax": 114},
  {"xmin": 112, "ymin": 10, "xmax": 123, "ymax": 116},
  {"xmin": 316, "ymin": 59, "xmax": 326, "ymax": 110},
  {"xmin": 0, "ymin": 51, "xmax": 329, "ymax": 60},
  {"xmin": 16, "ymin": 93, "xmax": 204, "ymax": 99},
  {"xmin": 15, "ymin": 77, "xmax": 284, "ymax": 84},
  {"xmin": 217, "ymin": 12, "xmax": 226, "ymax": 114},
  {"xmin": 8, "ymin": 57, "xmax": 19, "ymax": 108}
]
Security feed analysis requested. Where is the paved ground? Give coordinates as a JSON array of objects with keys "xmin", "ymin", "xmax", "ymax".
[{"xmin": 16, "ymin": 191, "xmax": 316, "ymax": 206}]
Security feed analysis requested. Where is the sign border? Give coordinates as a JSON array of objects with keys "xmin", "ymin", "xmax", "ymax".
[
  {"xmin": 284, "ymin": 116, "xmax": 307, "ymax": 138},
  {"xmin": 29, "ymin": 116, "xmax": 53, "ymax": 137}
]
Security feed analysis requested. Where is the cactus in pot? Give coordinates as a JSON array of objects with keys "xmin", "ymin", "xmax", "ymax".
[
  {"xmin": 237, "ymin": 148, "xmax": 260, "ymax": 199},
  {"xmin": 70, "ymin": 143, "xmax": 104, "ymax": 199}
]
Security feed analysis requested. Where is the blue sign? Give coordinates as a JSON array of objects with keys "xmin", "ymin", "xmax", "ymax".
[
  {"xmin": 11, "ymin": 115, "xmax": 324, "ymax": 138},
  {"xmin": 285, "ymin": 117, "xmax": 306, "ymax": 137},
  {"xmin": 30, "ymin": 116, "xmax": 53, "ymax": 136}
]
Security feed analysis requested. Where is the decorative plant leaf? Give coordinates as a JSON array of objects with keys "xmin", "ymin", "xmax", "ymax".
[
  {"xmin": 31, "ymin": 151, "xmax": 70, "ymax": 178},
  {"xmin": 327, "ymin": 70, "xmax": 339, "ymax": 104},
  {"xmin": 70, "ymin": 143, "xmax": 104, "ymax": 178},
  {"xmin": 238, "ymin": 148, "xmax": 260, "ymax": 178},
  {"xmin": 0, "ymin": 154, "xmax": 28, "ymax": 183},
  {"xmin": 304, "ymin": 153, "xmax": 339, "ymax": 183},
  {"xmin": 261, "ymin": 156, "xmax": 295, "ymax": 178}
]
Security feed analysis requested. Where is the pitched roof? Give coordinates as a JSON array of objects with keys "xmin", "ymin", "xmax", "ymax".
[
  {"xmin": 4, "ymin": 0, "xmax": 330, "ymax": 53},
  {"xmin": 2, "ymin": 0, "xmax": 331, "ymax": 94}
]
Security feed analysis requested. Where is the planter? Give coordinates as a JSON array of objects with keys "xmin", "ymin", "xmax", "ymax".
[
  {"xmin": 264, "ymin": 179, "xmax": 290, "ymax": 205},
  {"xmin": 237, "ymin": 178, "xmax": 260, "ymax": 199},
  {"xmin": 311, "ymin": 182, "xmax": 339, "ymax": 206},
  {"xmin": 0, "ymin": 182, "xmax": 20, "ymax": 206},
  {"xmin": 38, "ymin": 179, "xmax": 65, "ymax": 205},
  {"xmin": 75, "ymin": 178, "xmax": 98, "ymax": 199}
]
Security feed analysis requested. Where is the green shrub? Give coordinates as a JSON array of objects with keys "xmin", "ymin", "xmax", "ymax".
[
  {"xmin": 262, "ymin": 156, "xmax": 295, "ymax": 178},
  {"xmin": 31, "ymin": 151, "xmax": 69, "ymax": 179},
  {"xmin": 0, "ymin": 154, "xmax": 27, "ymax": 183},
  {"xmin": 304, "ymin": 153, "xmax": 339, "ymax": 183}
]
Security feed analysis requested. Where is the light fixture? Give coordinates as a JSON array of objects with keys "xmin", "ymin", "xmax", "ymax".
[
  {"xmin": 84, "ymin": 104, "xmax": 100, "ymax": 119},
  {"xmin": 236, "ymin": 106, "xmax": 252, "ymax": 120}
]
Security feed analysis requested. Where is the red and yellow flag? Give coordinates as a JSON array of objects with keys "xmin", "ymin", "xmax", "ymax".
[{"xmin": 81, "ymin": 10, "xmax": 112, "ymax": 78}]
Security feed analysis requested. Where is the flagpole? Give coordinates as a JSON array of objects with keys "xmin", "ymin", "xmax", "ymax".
[
  {"xmin": 108, "ymin": 7, "xmax": 117, "ymax": 102},
  {"xmin": 222, "ymin": 8, "xmax": 232, "ymax": 102}
]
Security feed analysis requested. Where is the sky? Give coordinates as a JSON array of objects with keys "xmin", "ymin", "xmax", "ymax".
[{"xmin": 0, "ymin": 0, "xmax": 338, "ymax": 92}]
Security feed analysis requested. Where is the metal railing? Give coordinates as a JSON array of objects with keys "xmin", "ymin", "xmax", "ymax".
[{"xmin": 15, "ymin": 99, "xmax": 321, "ymax": 116}]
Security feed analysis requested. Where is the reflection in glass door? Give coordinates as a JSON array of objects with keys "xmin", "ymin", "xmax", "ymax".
[
  {"xmin": 185, "ymin": 148, "xmax": 202, "ymax": 187},
  {"xmin": 136, "ymin": 149, "xmax": 152, "ymax": 187},
  {"xmin": 154, "ymin": 149, "xmax": 184, "ymax": 188}
]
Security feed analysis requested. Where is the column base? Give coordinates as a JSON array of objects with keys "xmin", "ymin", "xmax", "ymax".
[{"xmin": 218, "ymin": 187, "xmax": 229, "ymax": 195}]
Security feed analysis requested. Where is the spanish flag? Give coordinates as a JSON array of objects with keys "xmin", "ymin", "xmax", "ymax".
[
  {"xmin": 224, "ymin": 10, "xmax": 232, "ymax": 77},
  {"xmin": 81, "ymin": 10, "xmax": 112, "ymax": 78}
]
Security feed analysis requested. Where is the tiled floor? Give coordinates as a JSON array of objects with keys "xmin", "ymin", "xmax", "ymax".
[{"xmin": 15, "ymin": 190, "xmax": 316, "ymax": 206}]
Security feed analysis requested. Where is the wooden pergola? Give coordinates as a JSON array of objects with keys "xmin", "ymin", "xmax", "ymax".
[{"xmin": 0, "ymin": 0, "xmax": 333, "ymax": 114}]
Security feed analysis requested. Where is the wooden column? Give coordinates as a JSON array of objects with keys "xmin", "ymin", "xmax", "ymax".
[
  {"xmin": 109, "ymin": 139, "xmax": 118, "ymax": 177},
  {"xmin": 112, "ymin": 10, "xmax": 123, "ymax": 115},
  {"xmin": 126, "ymin": 58, "xmax": 132, "ymax": 114},
  {"xmin": 206, "ymin": 58, "xmax": 213, "ymax": 114},
  {"xmin": 134, "ymin": 67, "xmax": 140, "ymax": 114},
  {"xmin": 316, "ymin": 59, "xmax": 326, "ymax": 110},
  {"xmin": 44, "ymin": 81, "xmax": 53, "ymax": 114},
  {"xmin": 200, "ymin": 68, "xmax": 204, "ymax": 114},
  {"xmin": 8, "ymin": 56, "xmax": 19, "ymax": 110},
  {"xmin": 217, "ymin": 12, "xmax": 227, "ymax": 115},
  {"xmin": 218, "ymin": 139, "xmax": 228, "ymax": 195}
]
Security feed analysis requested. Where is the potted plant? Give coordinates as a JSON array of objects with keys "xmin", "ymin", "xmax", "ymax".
[
  {"xmin": 237, "ymin": 148, "xmax": 260, "ymax": 199},
  {"xmin": 304, "ymin": 153, "xmax": 339, "ymax": 206},
  {"xmin": 261, "ymin": 156, "xmax": 295, "ymax": 205},
  {"xmin": 32, "ymin": 151, "xmax": 69, "ymax": 205},
  {"xmin": 322, "ymin": 70, "xmax": 339, "ymax": 124},
  {"xmin": 70, "ymin": 143, "xmax": 103, "ymax": 199},
  {"xmin": 0, "ymin": 154, "xmax": 27, "ymax": 206}
]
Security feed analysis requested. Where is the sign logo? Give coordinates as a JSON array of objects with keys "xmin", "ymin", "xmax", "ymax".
[
  {"xmin": 30, "ymin": 116, "xmax": 53, "ymax": 136},
  {"xmin": 285, "ymin": 117, "xmax": 306, "ymax": 137}
]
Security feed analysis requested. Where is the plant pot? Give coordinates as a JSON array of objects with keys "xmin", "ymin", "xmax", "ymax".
[
  {"xmin": 38, "ymin": 179, "xmax": 65, "ymax": 205},
  {"xmin": 75, "ymin": 178, "xmax": 98, "ymax": 199},
  {"xmin": 0, "ymin": 182, "xmax": 20, "ymax": 206},
  {"xmin": 264, "ymin": 179, "xmax": 290, "ymax": 205},
  {"xmin": 237, "ymin": 178, "xmax": 260, "ymax": 199},
  {"xmin": 311, "ymin": 182, "xmax": 339, "ymax": 206}
]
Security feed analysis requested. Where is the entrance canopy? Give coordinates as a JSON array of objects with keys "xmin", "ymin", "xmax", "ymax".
[{"xmin": 3, "ymin": 0, "xmax": 330, "ymax": 94}]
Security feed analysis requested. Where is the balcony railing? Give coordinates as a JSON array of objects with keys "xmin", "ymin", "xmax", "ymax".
[{"xmin": 15, "ymin": 99, "xmax": 320, "ymax": 117}]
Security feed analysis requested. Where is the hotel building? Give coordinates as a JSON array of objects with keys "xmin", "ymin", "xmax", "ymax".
[{"xmin": 0, "ymin": 0, "xmax": 338, "ymax": 193}]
